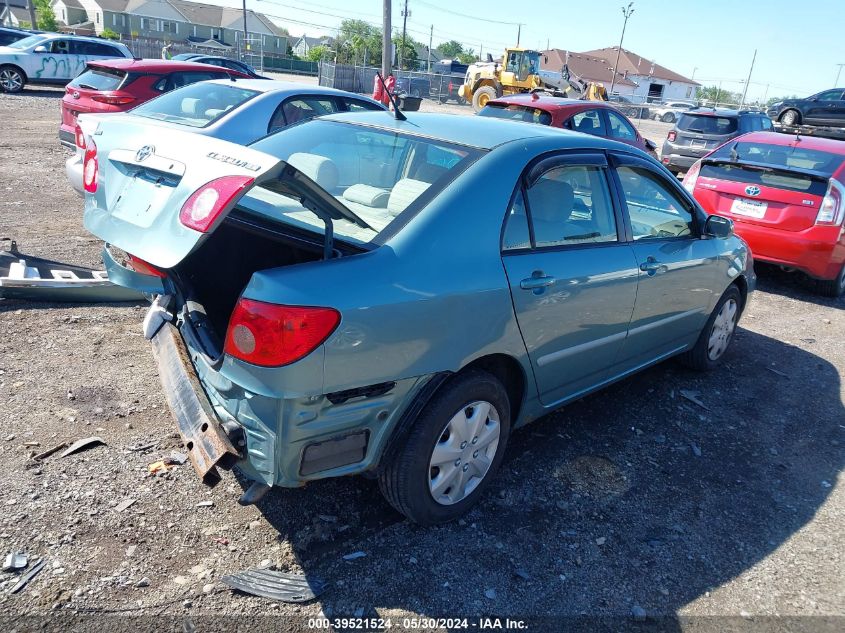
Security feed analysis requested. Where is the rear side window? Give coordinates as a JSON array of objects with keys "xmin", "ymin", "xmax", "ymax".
[
  {"xmin": 677, "ymin": 114, "xmax": 738, "ymax": 135},
  {"xmin": 568, "ymin": 110, "xmax": 607, "ymax": 136},
  {"xmin": 477, "ymin": 103, "xmax": 552, "ymax": 125},
  {"xmin": 131, "ymin": 82, "xmax": 259, "ymax": 127},
  {"xmin": 606, "ymin": 110, "xmax": 637, "ymax": 140},
  {"xmin": 71, "ymin": 41, "xmax": 121, "ymax": 56},
  {"xmin": 617, "ymin": 166, "xmax": 694, "ymax": 239},
  {"xmin": 69, "ymin": 66, "xmax": 126, "ymax": 90},
  {"xmin": 268, "ymin": 96, "xmax": 340, "ymax": 131},
  {"xmin": 344, "ymin": 98, "xmax": 383, "ymax": 113}
]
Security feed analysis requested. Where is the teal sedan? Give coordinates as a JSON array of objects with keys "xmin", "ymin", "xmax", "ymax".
[{"xmin": 82, "ymin": 111, "xmax": 755, "ymax": 525}]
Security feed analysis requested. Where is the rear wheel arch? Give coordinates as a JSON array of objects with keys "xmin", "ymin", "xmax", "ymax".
[{"xmin": 460, "ymin": 353, "xmax": 526, "ymax": 424}]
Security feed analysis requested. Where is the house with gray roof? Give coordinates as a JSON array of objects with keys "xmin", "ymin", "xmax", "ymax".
[
  {"xmin": 1, "ymin": 0, "xmax": 33, "ymax": 27},
  {"xmin": 291, "ymin": 35, "xmax": 333, "ymax": 58},
  {"xmin": 50, "ymin": 0, "xmax": 289, "ymax": 54}
]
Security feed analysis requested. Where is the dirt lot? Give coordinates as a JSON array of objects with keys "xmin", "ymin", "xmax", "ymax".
[{"xmin": 0, "ymin": 86, "xmax": 843, "ymax": 632}]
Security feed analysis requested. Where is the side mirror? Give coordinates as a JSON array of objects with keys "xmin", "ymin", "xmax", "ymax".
[
  {"xmin": 644, "ymin": 139, "xmax": 657, "ymax": 151},
  {"xmin": 33, "ymin": 45, "xmax": 47, "ymax": 53},
  {"xmin": 704, "ymin": 214, "xmax": 733, "ymax": 239}
]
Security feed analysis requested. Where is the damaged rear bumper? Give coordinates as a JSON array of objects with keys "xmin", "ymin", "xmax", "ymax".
[{"xmin": 150, "ymin": 321, "xmax": 242, "ymax": 486}]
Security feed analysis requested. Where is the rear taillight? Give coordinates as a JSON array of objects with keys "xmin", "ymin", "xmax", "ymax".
[
  {"xmin": 127, "ymin": 254, "xmax": 166, "ymax": 278},
  {"xmin": 816, "ymin": 179, "xmax": 845, "ymax": 226},
  {"xmin": 224, "ymin": 299, "xmax": 340, "ymax": 367},
  {"xmin": 83, "ymin": 138, "xmax": 98, "ymax": 194},
  {"xmin": 667, "ymin": 130, "xmax": 677, "ymax": 142},
  {"xmin": 682, "ymin": 160, "xmax": 701, "ymax": 193},
  {"xmin": 179, "ymin": 176, "xmax": 255, "ymax": 233},
  {"xmin": 74, "ymin": 123, "xmax": 86, "ymax": 150},
  {"xmin": 91, "ymin": 95, "xmax": 136, "ymax": 105}
]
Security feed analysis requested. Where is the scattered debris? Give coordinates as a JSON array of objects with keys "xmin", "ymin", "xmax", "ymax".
[
  {"xmin": 148, "ymin": 460, "xmax": 171, "ymax": 476},
  {"xmin": 680, "ymin": 390, "xmax": 709, "ymax": 411},
  {"xmin": 765, "ymin": 367, "xmax": 789, "ymax": 378},
  {"xmin": 9, "ymin": 558, "xmax": 46, "ymax": 594},
  {"xmin": 514, "ymin": 568, "xmax": 530, "ymax": 580},
  {"xmin": 317, "ymin": 514, "xmax": 338, "ymax": 523},
  {"xmin": 690, "ymin": 442, "xmax": 703, "ymax": 457},
  {"xmin": 127, "ymin": 442, "xmax": 156, "ymax": 452},
  {"xmin": 166, "ymin": 451, "xmax": 188, "ymax": 465},
  {"xmin": 23, "ymin": 441, "xmax": 40, "ymax": 447},
  {"xmin": 60, "ymin": 436, "xmax": 106, "ymax": 458},
  {"xmin": 631, "ymin": 605, "xmax": 647, "ymax": 621},
  {"xmin": 196, "ymin": 501, "xmax": 214, "ymax": 507},
  {"xmin": 114, "ymin": 498, "xmax": 137, "ymax": 513},
  {"xmin": 33, "ymin": 442, "xmax": 68, "ymax": 461},
  {"xmin": 203, "ymin": 583, "xmax": 215, "ymax": 594},
  {"xmin": 136, "ymin": 577, "xmax": 151, "ymax": 588},
  {"xmin": 595, "ymin": 537, "xmax": 607, "ymax": 546},
  {"xmin": 484, "ymin": 588, "xmax": 497, "ymax": 600},
  {"xmin": 221, "ymin": 568, "xmax": 328, "ymax": 603},
  {"xmin": 3, "ymin": 551, "xmax": 27, "ymax": 571},
  {"xmin": 342, "ymin": 551, "xmax": 366, "ymax": 561}
]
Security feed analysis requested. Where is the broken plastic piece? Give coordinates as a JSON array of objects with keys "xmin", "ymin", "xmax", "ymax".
[
  {"xmin": 60, "ymin": 436, "xmax": 106, "ymax": 458},
  {"xmin": 221, "ymin": 568, "xmax": 328, "ymax": 603},
  {"xmin": 3, "ymin": 551, "xmax": 27, "ymax": 571},
  {"xmin": 148, "ymin": 460, "xmax": 170, "ymax": 476},
  {"xmin": 238, "ymin": 481, "xmax": 271, "ymax": 506}
]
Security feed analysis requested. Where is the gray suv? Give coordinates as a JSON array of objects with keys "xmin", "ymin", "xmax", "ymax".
[{"xmin": 661, "ymin": 108, "xmax": 773, "ymax": 174}]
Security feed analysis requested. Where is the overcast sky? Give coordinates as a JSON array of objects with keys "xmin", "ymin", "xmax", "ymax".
[{"xmin": 216, "ymin": 0, "xmax": 842, "ymax": 101}]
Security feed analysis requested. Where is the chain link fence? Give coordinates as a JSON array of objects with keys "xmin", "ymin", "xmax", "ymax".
[{"xmin": 318, "ymin": 62, "xmax": 469, "ymax": 105}]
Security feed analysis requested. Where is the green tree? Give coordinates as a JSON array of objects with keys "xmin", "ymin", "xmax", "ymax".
[
  {"xmin": 337, "ymin": 19, "xmax": 381, "ymax": 66},
  {"xmin": 456, "ymin": 49, "xmax": 477, "ymax": 65},
  {"xmin": 392, "ymin": 35, "xmax": 417, "ymax": 70},
  {"xmin": 698, "ymin": 85, "xmax": 741, "ymax": 105},
  {"xmin": 306, "ymin": 45, "xmax": 333, "ymax": 62},
  {"xmin": 436, "ymin": 40, "xmax": 463, "ymax": 58},
  {"xmin": 34, "ymin": 0, "xmax": 57, "ymax": 31}
]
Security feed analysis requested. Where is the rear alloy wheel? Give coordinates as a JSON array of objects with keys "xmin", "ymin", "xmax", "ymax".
[
  {"xmin": 378, "ymin": 370, "xmax": 511, "ymax": 524},
  {"xmin": 0, "ymin": 66, "xmax": 24, "ymax": 93},
  {"xmin": 780, "ymin": 109, "xmax": 800, "ymax": 126},
  {"xmin": 680, "ymin": 286, "xmax": 742, "ymax": 371},
  {"xmin": 661, "ymin": 112, "xmax": 675, "ymax": 123},
  {"xmin": 815, "ymin": 264, "xmax": 845, "ymax": 298}
]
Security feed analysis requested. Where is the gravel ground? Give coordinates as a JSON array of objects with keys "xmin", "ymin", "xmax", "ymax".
[{"xmin": 0, "ymin": 87, "xmax": 843, "ymax": 632}]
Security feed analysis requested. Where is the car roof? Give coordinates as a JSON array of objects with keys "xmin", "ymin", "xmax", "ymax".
[
  {"xmin": 87, "ymin": 58, "xmax": 243, "ymax": 73},
  {"xmin": 683, "ymin": 107, "xmax": 763, "ymax": 118},
  {"xmin": 318, "ymin": 111, "xmax": 601, "ymax": 150},
  {"xmin": 732, "ymin": 131, "xmax": 845, "ymax": 155},
  {"xmin": 487, "ymin": 94, "xmax": 607, "ymax": 113},
  {"xmin": 27, "ymin": 33, "xmax": 127, "ymax": 44}
]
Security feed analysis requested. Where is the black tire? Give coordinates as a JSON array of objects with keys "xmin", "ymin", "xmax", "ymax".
[
  {"xmin": 0, "ymin": 65, "xmax": 25, "ymax": 93},
  {"xmin": 378, "ymin": 370, "xmax": 511, "ymax": 525},
  {"xmin": 815, "ymin": 264, "xmax": 845, "ymax": 298},
  {"xmin": 472, "ymin": 85, "xmax": 497, "ymax": 112},
  {"xmin": 680, "ymin": 285, "xmax": 743, "ymax": 371},
  {"xmin": 661, "ymin": 112, "xmax": 675, "ymax": 123},
  {"xmin": 779, "ymin": 109, "xmax": 800, "ymax": 126}
]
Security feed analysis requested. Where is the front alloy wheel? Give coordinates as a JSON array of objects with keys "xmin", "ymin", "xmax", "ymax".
[
  {"xmin": 428, "ymin": 401, "xmax": 501, "ymax": 505},
  {"xmin": 707, "ymin": 297, "xmax": 738, "ymax": 361},
  {"xmin": 0, "ymin": 67, "xmax": 24, "ymax": 93}
]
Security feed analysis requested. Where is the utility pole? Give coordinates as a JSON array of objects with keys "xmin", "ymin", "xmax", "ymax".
[
  {"xmin": 399, "ymin": 0, "xmax": 409, "ymax": 70},
  {"xmin": 381, "ymin": 0, "xmax": 391, "ymax": 78},
  {"xmin": 739, "ymin": 49, "xmax": 756, "ymax": 109},
  {"xmin": 609, "ymin": 2, "xmax": 634, "ymax": 96},
  {"xmin": 691, "ymin": 66, "xmax": 698, "ymax": 80},
  {"xmin": 2, "ymin": 0, "xmax": 10, "ymax": 27},
  {"xmin": 516, "ymin": 24, "xmax": 521, "ymax": 46},
  {"xmin": 27, "ymin": 0, "xmax": 36, "ymax": 29},
  {"xmin": 835, "ymin": 63, "xmax": 845, "ymax": 87},
  {"xmin": 242, "ymin": 0, "xmax": 249, "ymax": 58},
  {"xmin": 427, "ymin": 24, "xmax": 433, "ymax": 72}
]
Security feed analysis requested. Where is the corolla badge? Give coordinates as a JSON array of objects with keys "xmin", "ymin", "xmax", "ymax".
[
  {"xmin": 745, "ymin": 185, "xmax": 761, "ymax": 196},
  {"xmin": 135, "ymin": 145, "xmax": 155, "ymax": 162}
]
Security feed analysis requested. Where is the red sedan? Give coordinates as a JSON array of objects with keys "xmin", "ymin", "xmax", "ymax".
[
  {"xmin": 59, "ymin": 58, "xmax": 249, "ymax": 148},
  {"xmin": 683, "ymin": 131, "xmax": 845, "ymax": 296},
  {"xmin": 477, "ymin": 93, "xmax": 657, "ymax": 156}
]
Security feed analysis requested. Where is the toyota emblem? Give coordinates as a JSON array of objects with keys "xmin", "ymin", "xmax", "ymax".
[
  {"xmin": 135, "ymin": 145, "xmax": 155, "ymax": 162},
  {"xmin": 72, "ymin": 91, "xmax": 80, "ymax": 99},
  {"xmin": 745, "ymin": 185, "xmax": 761, "ymax": 197}
]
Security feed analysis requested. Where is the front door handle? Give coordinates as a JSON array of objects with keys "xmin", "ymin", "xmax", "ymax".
[
  {"xmin": 639, "ymin": 257, "xmax": 667, "ymax": 275},
  {"xmin": 520, "ymin": 273, "xmax": 556, "ymax": 290}
]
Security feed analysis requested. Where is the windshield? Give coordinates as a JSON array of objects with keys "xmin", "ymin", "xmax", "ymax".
[
  {"xmin": 478, "ymin": 103, "xmax": 552, "ymax": 125},
  {"xmin": 131, "ymin": 82, "xmax": 259, "ymax": 128},
  {"xmin": 677, "ymin": 113, "xmax": 738, "ymax": 135},
  {"xmin": 69, "ymin": 66, "xmax": 126, "ymax": 91},
  {"xmin": 7, "ymin": 34, "xmax": 47, "ymax": 49},
  {"xmin": 245, "ymin": 120, "xmax": 484, "ymax": 245},
  {"xmin": 702, "ymin": 141, "xmax": 843, "ymax": 195}
]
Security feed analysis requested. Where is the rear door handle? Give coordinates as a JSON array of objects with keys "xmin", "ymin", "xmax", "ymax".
[{"xmin": 520, "ymin": 274, "xmax": 556, "ymax": 290}]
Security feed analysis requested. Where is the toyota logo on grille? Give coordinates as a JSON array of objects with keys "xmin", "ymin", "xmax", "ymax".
[
  {"xmin": 135, "ymin": 145, "xmax": 155, "ymax": 162},
  {"xmin": 72, "ymin": 91, "xmax": 80, "ymax": 99},
  {"xmin": 745, "ymin": 185, "xmax": 761, "ymax": 197}
]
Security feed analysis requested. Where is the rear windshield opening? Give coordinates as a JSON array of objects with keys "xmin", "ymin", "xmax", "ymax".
[
  {"xmin": 131, "ymin": 82, "xmax": 259, "ymax": 128},
  {"xmin": 478, "ymin": 103, "xmax": 552, "ymax": 125},
  {"xmin": 243, "ymin": 120, "xmax": 484, "ymax": 245},
  {"xmin": 677, "ymin": 114, "xmax": 738, "ymax": 135},
  {"xmin": 69, "ymin": 67, "xmax": 127, "ymax": 91}
]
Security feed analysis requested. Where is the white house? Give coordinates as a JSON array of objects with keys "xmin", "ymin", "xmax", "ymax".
[{"xmin": 581, "ymin": 47, "xmax": 699, "ymax": 101}]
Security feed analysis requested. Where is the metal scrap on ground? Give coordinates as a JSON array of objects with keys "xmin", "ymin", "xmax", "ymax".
[
  {"xmin": 9, "ymin": 559, "xmax": 45, "ymax": 594},
  {"xmin": 220, "ymin": 568, "xmax": 328, "ymax": 603},
  {"xmin": 60, "ymin": 436, "xmax": 106, "ymax": 457},
  {"xmin": 679, "ymin": 390, "xmax": 710, "ymax": 411}
]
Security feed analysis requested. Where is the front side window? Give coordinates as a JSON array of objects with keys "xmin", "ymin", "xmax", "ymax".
[
  {"xmin": 523, "ymin": 164, "xmax": 618, "ymax": 248},
  {"xmin": 8, "ymin": 34, "xmax": 48, "ymax": 49},
  {"xmin": 817, "ymin": 90, "xmax": 844, "ymax": 101},
  {"xmin": 606, "ymin": 110, "xmax": 637, "ymax": 141},
  {"xmin": 568, "ymin": 110, "xmax": 607, "ymax": 136},
  {"xmin": 617, "ymin": 166, "xmax": 694, "ymax": 240}
]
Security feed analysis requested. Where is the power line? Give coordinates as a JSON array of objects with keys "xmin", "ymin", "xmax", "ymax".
[{"xmin": 414, "ymin": 0, "xmax": 521, "ymax": 26}]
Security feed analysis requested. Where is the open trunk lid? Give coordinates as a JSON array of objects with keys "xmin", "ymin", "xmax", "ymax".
[{"xmin": 83, "ymin": 118, "xmax": 283, "ymax": 269}]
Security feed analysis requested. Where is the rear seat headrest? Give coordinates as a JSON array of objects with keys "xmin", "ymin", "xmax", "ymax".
[
  {"xmin": 287, "ymin": 152, "xmax": 339, "ymax": 192},
  {"xmin": 180, "ymin": 98, "xmax": 200, "ymax": 117},
  {"xmin": 387, "ymin": 178, "xmax": 430, "ymax": 215},
  {"xmin": 343, "ymin": 184, "xmax": 389, "ymax": 208}
]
